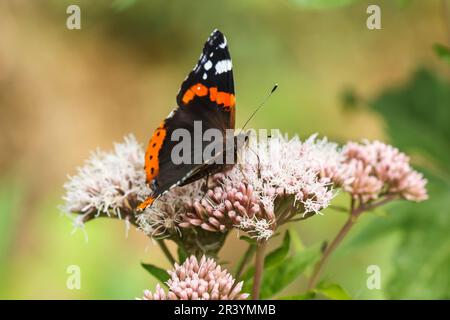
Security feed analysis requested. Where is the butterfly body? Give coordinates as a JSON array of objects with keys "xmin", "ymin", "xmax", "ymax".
[{"xmin": 138, "ymin": 29, "xmax": 238, "ymax": 210}]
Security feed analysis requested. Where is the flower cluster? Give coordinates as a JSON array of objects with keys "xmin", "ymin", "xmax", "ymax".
[
  {"xmin": 61, "ymin": 133, "xmax": 429, "ymax": 300},
  {"xmin": 180, "ymin": 182, "xmax": 272, "ymax": 240},
  {"xmin": 137, "ymin": 180, "xmax": 205, "ymax": 237},
  {"xmin": 142, "ymin": 255, "xmax": 249, "ymax": 300},
  {"xmin": 62, "ymin": 134, "xmax": 150, "ymax": 225},
  {"xmin": 138, "ymin": 133, "xmax": 339, "ymax": 240},
  {"xmin": 329, "ymin": 140, "xmax": 428, "ymax": 203},
  {"xmin": 179, "ymin": 133, "xmax": 339, "ymax": 239},
  {"xmin": 62, "ymin": 134, "xmax": 428, "ymax": 242}
]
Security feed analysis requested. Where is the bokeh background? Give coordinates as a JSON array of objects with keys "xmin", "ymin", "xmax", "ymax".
[{"xmin": 1, "ymin": 0, "xmax": 449, "ymax": 299}]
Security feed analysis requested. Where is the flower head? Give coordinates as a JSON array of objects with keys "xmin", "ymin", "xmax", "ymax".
[
  {"xmin": 62, "ymin": 134, "xmax": 150, "ymax": 224},
  {"xmin": 142, "ymin": 255, "xmax": 249, "ymax": 300},
  {"xmin": 137, "ymin": 180, "xmax": 204, "ymax": 237},
  {"xmin": 139, "ymin": 132, "xmax": 339, "ymax": 240},
  {"xmin": 329, "ymin": 140, "xmax": 428, "ymax": 203}
]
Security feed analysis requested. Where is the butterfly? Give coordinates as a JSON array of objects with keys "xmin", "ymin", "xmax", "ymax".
[{"xmin": 138, "ymin": 29, "xmax": 244, "ymax": 210}]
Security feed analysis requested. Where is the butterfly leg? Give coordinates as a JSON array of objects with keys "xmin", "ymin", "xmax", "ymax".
[
  {"xmin": 200, "ymin": 173, "xmax": 210, "ymax": 201},
  {"xmin": 245, "ymin": 145, "xmax": 262, "ymax": 179}
]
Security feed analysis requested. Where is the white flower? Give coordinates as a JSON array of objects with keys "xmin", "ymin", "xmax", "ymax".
[
  {"xmin": 137, "ymin": 180, "xmax": 204, "ymax": 237},
  {"xmin": 62, "ymin": 134, "xmax": 151, "ymax": 223},
  {"xmin": 230, "ymin": 132, "xmax": 338, "ymax": 216},
  {"xmin": 239, "ymin": 216, "xmax": 274, "ymax": 241}
]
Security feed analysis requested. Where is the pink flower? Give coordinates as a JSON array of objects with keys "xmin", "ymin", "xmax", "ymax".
[
  {"xmin": 330, "ymin": 140, "xmax": 428, "ymax": 203},
  {"xmin": 142, "ymin": 255, "xmax": 249, "ymax": 300},
  {"xmin": 174, "ymin": 133, "xmax": 339, "ymax": 240},
  {"xmin": 180, "ymin": 180, "xmax": 273, "ymax": 240}
]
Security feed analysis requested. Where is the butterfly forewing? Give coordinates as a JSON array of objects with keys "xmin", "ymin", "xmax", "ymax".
[{"xmin": 139, "ymin": 29, "xmax": 237, "ymax": 209}]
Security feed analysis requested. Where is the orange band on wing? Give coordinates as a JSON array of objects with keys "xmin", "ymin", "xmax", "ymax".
[
  {"xmin": 137, "ymin": 196, "xmax": 155, "ymax": 211},
  {"xmin": 181, "ymin": 83, "xmax": 235, "ymax": 109},
  {"xmin": 144, "ymin": 122, "xmax": 167, "ymax": 183},
  {"xmin": 209, "ymin": 87, "xmax": 235, "ymax": 109},
  {"xmin": 182, "ymin": 89, "xmax": 195, "ymax": 105},
  {"xmin": 209, "ymin": 87, "xmax": 218, "ymax": 102}
]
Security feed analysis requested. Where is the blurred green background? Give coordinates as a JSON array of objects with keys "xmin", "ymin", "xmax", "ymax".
[{"xmin": 0, "ymin": 0, "xmax": 449, "ymax": 299}]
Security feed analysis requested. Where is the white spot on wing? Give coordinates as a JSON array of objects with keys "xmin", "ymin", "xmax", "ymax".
[
  {"xmin": 215, "ymin": 59, "xmax": 232, "ymax": 74},
  {"xmin": 167, "ymin": 109, "xmax": 175, "ymax": 118},
  {"xmin": 203, "ymin": 73, "xmax": 207, "ymax": 80},
  {"xmin": 204, "ymin": 60, "xmax": 212, "ymax": 70}
]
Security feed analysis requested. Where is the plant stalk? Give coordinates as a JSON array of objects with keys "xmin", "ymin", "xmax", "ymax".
[
  {"xmin": 157, "ymin": 239, "xmax": 176, "ymax": 265},
  {"xmin": 307, "ymin": 211, "xmax": 359, "ymax": 290},
  {"xmin": 235, "ymin": 244, "xmax": 256, "ymax": 280},
  {"xmin": 307, "ymin": 196, "xmax": 395, "ymax": 290},
  {"xmin": 252, "ymin": 240, "xmax": 267, "ymax": 300}
]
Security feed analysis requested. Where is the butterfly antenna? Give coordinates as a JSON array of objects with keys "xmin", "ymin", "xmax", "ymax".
[{"xmin": 239, "ymin": 84, "xmax": 278, "ymax": 133}]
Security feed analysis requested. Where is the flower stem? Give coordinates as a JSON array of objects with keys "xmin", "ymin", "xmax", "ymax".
[
  {"xmin": 157, "ymin": 239, "xmax": 176, "ymax": 265},
  {"xmin": 306, "ymin": 196, "xmax": 395, "ymax": 290},
  {"xmin": 252, "ymin": 240, "xmax": 267, "ymax": 300},
  {"xmin": 235, "ymin": 244, "xmax": 256, "ymax": 280},
  {"xmin": 307, "ymin": 212, "xmax": 358, "ymax": 290}
]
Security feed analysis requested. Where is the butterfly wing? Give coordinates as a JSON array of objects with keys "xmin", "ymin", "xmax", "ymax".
[
  {"xmin": 139, "ymin": 29, "xmax": 236, "ymax": 209},
  {"xmin": 176, "ymin": 29, "xmax": 235, "ymax": 129}
]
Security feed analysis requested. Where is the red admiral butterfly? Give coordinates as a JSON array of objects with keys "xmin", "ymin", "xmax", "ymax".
[{"xmin": 138, "ymin": 29, "xmax": 240, "ymax": 210}]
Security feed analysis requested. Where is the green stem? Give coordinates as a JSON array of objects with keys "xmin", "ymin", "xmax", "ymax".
[
  {"xmin": 157, "ymin": 239, "xmax": 176, "ymax": 265},
  {"xmin": 235, "ymin": 244, "xmax": 256, "ymax": 280},
  {"xmin": 306, "ymin": 196, "xmax": 396, "ymax": 290},
  {"xmin": 307, "ymin": 210, "xmax": 359, "ymax": 290}
]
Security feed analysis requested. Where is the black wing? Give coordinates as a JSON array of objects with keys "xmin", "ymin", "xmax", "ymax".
[{"xmin": 140, "ymin": 29, "xmax": 236, "ymax": 208}]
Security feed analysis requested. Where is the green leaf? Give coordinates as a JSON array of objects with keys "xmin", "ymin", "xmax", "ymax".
[
  {"xmin": 314, "ymin": 282, "xmax": 351, "ymax": 300},
  {"xmin": 433, "ymin": 43, "xmax": 450, "ymax": 65},
  {"xmin": 177, "ymin": 246, "xmax": 187, "ymax": 263},
  {"xmin": 290, "ymin": 0, "xmax": 361, "ymax": 9},
  {"xmin": 234, "ymin": 246, "xmax": 256, "ymax": 279},
  {"xmin": 265, "ymin": 231, "xmax": 291, "ymax": 268},
  {"xmin": 243, "ymin": 245, "xmax": 321, "ymax": 299},
  {"xmin": 241, "ymin": 231, "xmax": 291, "ymax": 281},
  {"xmin": 239, "ymin": 235, "xmax": 257, "ymax": 245},
  {"xmin": 289, "ymin": 228, "xmax": 305, "ymax": 251},
  {"xmin": 386, "ymin": 175, "xmax": 450, "ymax": 299},
  {"xmin": 141, "ymin": 263, "xmax": 169, "ymax": 286},
  {"xmin": 353, "ymin": 178, "xmax": 450, "ymax": 299},
  {"xmin": 370, "ymin": 69, "xmax": 450, "ymax": 174},
  {"xmin": 278, "ymin": 292, "xmax": 316, "ymax": 300}
]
